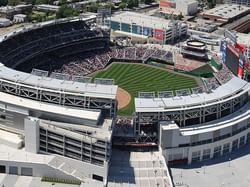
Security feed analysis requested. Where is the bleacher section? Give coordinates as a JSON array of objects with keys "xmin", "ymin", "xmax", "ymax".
[
  {"xmin": 56, "ymin": 46, "xmax": 174, "ymax": 76},
  {"xmin": 0, "ymin": 20, "xmax": 108, "ymax": 71}
]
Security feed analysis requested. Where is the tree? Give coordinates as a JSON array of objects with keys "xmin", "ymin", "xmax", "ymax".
[
  {"xmin": 8, "ymin": 0, "xmax": 21, "ymax": 6},
  {"xmin": 119, "ymin": 2, "xmax": 127, "ymax": 10},
  {"xmin": 24, "ymin": 0, "xmax": 36, "ymax": 5},
  {"xmin": 87, "ymin": 2, "xmax": 99, "ymax": 13},
  {"xmin": 127, "ymin": 0, "xmax": 138, "ymax": 8},
  {"xmin": 58, "ymin": 0, "xmax": 67, "ymax": 5},
  {"xmin": 103, "ymin": 2, "xmax": 115, "ymax": 11},
  {"xmin": 177, "ymin": 12, "xmax": 183, "ymax": 20},
  {"xmin": 144, "ymin": 0, "xmax": 154, "ymax": 4},
  {"xmin": 0, "ymin": 0, "xmax": 8, "ymax": 6},
  {"xmin": 207, "ymin": 0, "xmax": 215, "ymax": 9},
  {"xmin": 56, "ymin": 5, "xmax": 79, "ymax": 18}
]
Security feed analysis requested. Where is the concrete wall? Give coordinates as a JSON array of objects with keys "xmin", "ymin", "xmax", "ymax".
[
  {"xmin": 164, "ymin": 128, "xmax": 250, "ymax": 164},
  {"xmin": 176, "ymin": 0, "xmax": 198, "ymax": 16},
  {"xmin": 0, "ymin": 160, "xmax": 78, "ymax": 181},
  {"xmin": 51, "ymin": 155, "xmax": 109, "ymax": 184},
  {"xmin": 25, "ymin": 117, "xmax": 39, "ymax": 153}
]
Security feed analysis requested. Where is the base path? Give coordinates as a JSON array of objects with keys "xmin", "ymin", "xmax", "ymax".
[{"xmin": 116, "ymin": 87, "xmax": 131, "ymax": 110}]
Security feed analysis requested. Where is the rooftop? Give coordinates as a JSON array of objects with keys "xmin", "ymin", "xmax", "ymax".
[
  {"xmin": 180, "ymin": 102, "xmax": 250, "ymax": 136},
  {"xmin": 111, "ymin": 11, "xmax": 186, "ymax": 30},
  {"xmin": 0, "ymin": 91, "xmax": 101, "ymax": 122},
  {"xmin": 0, "ymin": 18, "xmax": 10, "ymax": 22},
  {"xmin": 14, "ymin": 14, "xmax": 27, "ymax": 18},
  {"xmin": 236, "ymin": 32, "xmax": 250, "ymax": 47},
  {"xmin": 135, "ymin": 76, "xmax": 249, "ymax": 112},
  {"xmin": 40, "ymin": 117, "xmax": 113, "ymax": 141},
  {"xmin": 201, "ymin": 4, "xmax": 250, "ymax": 19},
  {"xmin": 0, "ymin": 64, "xmax": 118, "ymax": 100}
]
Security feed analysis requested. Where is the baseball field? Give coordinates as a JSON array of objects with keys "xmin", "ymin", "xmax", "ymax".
[{"xmin": 92, "ymin": 63, "xmax": 198, "ymax": 116}]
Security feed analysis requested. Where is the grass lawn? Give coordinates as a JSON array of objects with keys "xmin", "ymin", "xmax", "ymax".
[{"xmin": 92, "ymin": 63, "xmax": 198, "ymax": 116}]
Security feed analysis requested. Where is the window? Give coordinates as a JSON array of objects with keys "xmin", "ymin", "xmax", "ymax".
[
  {"xmin": 0, "ymin": 115, "xmax": 6, "ymax": 120},
  {"xmin": 202, "ymin": 149, "xmax": 211, "ymax": 160},
  {"xmin": 0, "ymin": 165, "xmax": 6, "ymax": 173},
  {"xmin": 213, "ymin": 146, "xmax": 221, "ymax": 158},
  {"xmin": 247, "ymin": 133, "xmax": 250, "ymax": 144},
  {"xmin": 232, "ymin": 139, "xmax": 238, "ymax": 151},
  {"xmin": 21, "ymin": 167, "xmax": 33, "ymax": 176},
  {"xmin": 191, "ymin": 151, "xmax": 200, "ymax": 162},
  {"xmin": 223, "ymin": 143, "xmax": 230, "ymax": 155},
  {"xmin": 239, "ymin": 136, "xmax": 245, "ymax": 147},
  {"xmin": 9, "ymin": 166, "xmax": 18, "ymax": 175},
  {"xmin": 92, "ymin": 174, "xmax": 103, "ymax": 182}
]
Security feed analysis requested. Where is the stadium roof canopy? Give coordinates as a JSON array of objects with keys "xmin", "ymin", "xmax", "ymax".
[
  {"xmin": 111, "ymin": 11, "xmax": 186, "ymax": 30},
  {"xmin": 0, "ymin": 64, "xmax": 118, "ymax": 99},
  {"xmin": 135, "ymin": 76, "xmax": 250, "ymax": 112},
  {"xmin": 180, "ymin": 102, "xmax": 250, "ymax": 136},
  {"xmin": 0, "ymin": 91, "xmax": 101, "ymax": 122}
]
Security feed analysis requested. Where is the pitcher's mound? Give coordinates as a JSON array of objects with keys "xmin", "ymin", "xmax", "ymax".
[{"xmin": 117, "ymin": 87, "xmax": 131, "ymax": 110}]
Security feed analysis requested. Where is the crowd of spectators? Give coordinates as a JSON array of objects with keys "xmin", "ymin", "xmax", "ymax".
[
  {"xmin": 174, "ymin": 64, "xmax": 195, "ymax": 72},
  {"xmin": 0, "ymin": 21, "xmax": 102, "ymax": 68},
  {"xmin": 205, "ymin": 77, "xmax": 220, "ymax": 90},
  {"xmin": 213, "ymin": 64, "xmax": 233, "ymax": 84},
  {"xmin": 56, "ymin": 46, "xmax": 173, "ymax": 76},
  {"xmin": 205, "ymin": 62, "xmax": 234, "ymax": 91},
  {"xmin": 113, "ymin": 117, "xmax": 133, "ymax": 136}
]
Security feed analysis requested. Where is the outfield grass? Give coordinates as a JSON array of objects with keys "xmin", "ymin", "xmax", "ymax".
[{"xmin": 93, "ymin": 63, "xmax": 198, "ymax": 116}]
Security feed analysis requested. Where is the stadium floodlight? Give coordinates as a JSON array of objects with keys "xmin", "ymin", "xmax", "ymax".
[
  {"xmin": 95, "ymin": 78, "xmax": 114, "ymax": 85},
  {"xmin": 50, "ymin": 72, "xmax": 70, "ymax": 81},
  {"xmin": 138, "ymin": 92, "xmax": 155, "ymax": 98},
  {"xmin": 158, "ymin": 91, "xmax": 174, "ymax": 98},
  {"xmin": 31, "ymin": 69, "xmax": 49, "ymax": 77},
  {"xmin": 72, "ymin": 76, "xmax": 91, "ymax": 83},
  {"xmin": 176, "ymin": 89, "xmax": 191, "ymax": 97}
]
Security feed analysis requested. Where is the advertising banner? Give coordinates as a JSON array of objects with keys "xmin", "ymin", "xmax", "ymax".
[
  {"xmin": 220, "ymin": 40, "xmax": 227, "ymax": 64},
  {"xmin": 143, "ymin": 27, "xmax": 152, "ymax": 36},
  {"xmin": 154, "ymin": 28, "xmax": 165, "ymax": 41},
  {"xmin": 238, "ymin": 54, "xmax": 245, "ymax": 79},
  {"xmin": 227, "ymin": 44, "xmax": 240, "ymax": 58}
]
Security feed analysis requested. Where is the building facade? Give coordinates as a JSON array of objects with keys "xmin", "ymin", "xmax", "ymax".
[
  {"xmin": 176, "ymin": 0, "xmax": 198, "ymax": 16},
  {"xmin": 224, "ymin": 0, "xmax": 250, "ymax": 6},
  {"xmin": 0, "ymin": 64, "xmax": 117, "ymax": 186},
  {"xmin": 110, "ymin": 12, "xmax": 187, "ymax": 44},
  {"xmin": 134, "ymin": 76, "xmax": 250, "ymax": 164}
]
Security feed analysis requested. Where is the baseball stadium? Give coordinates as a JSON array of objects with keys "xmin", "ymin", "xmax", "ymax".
[{"xmin": 0, "ymin": 16, "xmax": 249, "ymax": 187}]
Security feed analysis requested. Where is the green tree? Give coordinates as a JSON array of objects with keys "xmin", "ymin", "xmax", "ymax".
[
  {"xmin": 8, "ymin": 0, "xmax": 21, "ymax": 6},
  {"xmin": 87, "ymin": 2, "xmax": 99, "ymax": 13},
  {"xmin": 127, "ymin": 0, "xmax": 138, "ymax": 8},
  {"xmin": 103, "ymin": 2, "xmax": 114, "ymax": 11},
  {"xmin": 0, "ymin": 0, "xmax": 8, "ymax": 6},
  {"xmin": 144, "ymin": 0, "xmax": 154, "ymax": 4},
  {"xmin": 177, "ymin": 12, "xmax": 183, "ymax": 20},
  {"xmin": 56, "ymin": 5, "xmax": 79, "ymax": 18},
  {"xmin": 58, "ymin": 0, "xmax": 67, "ymax": 5},
  {"xmin": 207, "ymin": 0, "xmax": 215, "ymax": 9},
  {"xmin": 119, "ymin": 2, "xmax": 127, "ymax": 9},
  {"xmin": 24, "ymin": 0, "xmax": 36, "ymax": 5}
]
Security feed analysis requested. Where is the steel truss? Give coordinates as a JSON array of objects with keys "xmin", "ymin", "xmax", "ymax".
[
  {"xmin": 134, "ymin": 92, "xmax": 249, "ymax": 142},
  {"xmin": 0, "ymin": 79, "xmax": 117, "ymax": 118}
]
